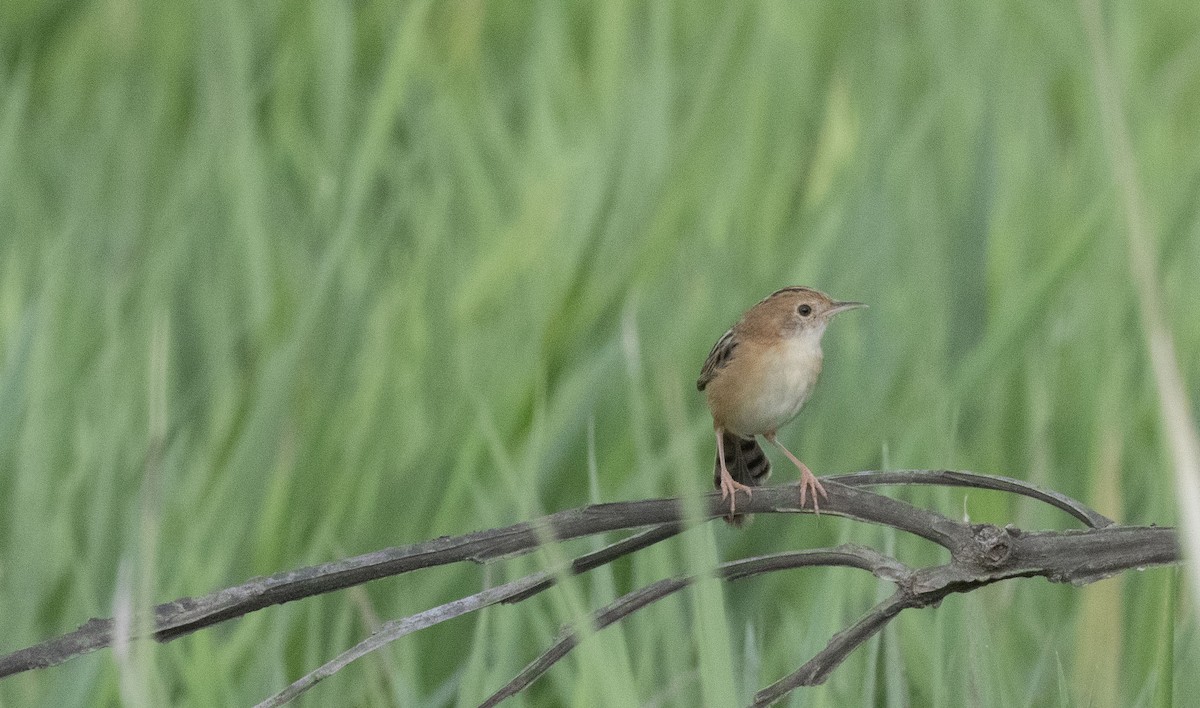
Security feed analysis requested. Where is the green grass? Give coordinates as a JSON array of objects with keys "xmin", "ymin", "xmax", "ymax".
[{"xmin": 2, "ymin": 0, "xmax": 1199, "ymax": 705}]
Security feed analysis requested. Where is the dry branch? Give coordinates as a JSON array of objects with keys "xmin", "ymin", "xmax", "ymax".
[
  {"xmin": 0, "ymin": 470, "xmax": 1181, "ymax": 708},
  {"xmin": 479, "ymin": 545, "xmax": 907, "ymax": 707},
  {"xmin": 479, "ymin": 523, "xmax": 1175, "ymax": 707},
  {"xmin": 2, "ymin": 472, "xmax": 961, "ymax": 678},
  {"xmin": 254, "ymin": 524, "xmax": 684, "ymax": 708}
]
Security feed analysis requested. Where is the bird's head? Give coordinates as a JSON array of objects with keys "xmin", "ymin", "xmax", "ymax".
[{"xmin": 744, "ymin": 286, "xmax": 866, "ymax": 340}]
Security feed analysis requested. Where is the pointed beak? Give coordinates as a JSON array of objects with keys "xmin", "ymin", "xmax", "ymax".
[{"xmin": 827, "ymin": 300, "xmax": 867, "ymax": 317}]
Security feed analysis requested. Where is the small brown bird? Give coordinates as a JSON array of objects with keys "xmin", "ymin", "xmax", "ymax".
[{"xmin": 698, "ymin": 286, "xmax": 865, "ymax": 521}]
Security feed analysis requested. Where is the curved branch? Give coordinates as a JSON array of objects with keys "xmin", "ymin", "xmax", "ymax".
[
  {"xmin": 483, "ymin": 524, "xmax": 1177, "ymax": 707},
  {"xmin": 0, "ymin": 471, "xmax": 1144, "ymax": 687},
  {"xmin": 829, "ymin": 469, "xmax": 1113, "ymax": 528},
  {"xmin": 479, "ymin": 545, "xmax": 903, "ymax": 708},
  {"xmin": 255, "ymin": 524, "xmax": 683, "ymax": 707},
  {"xmin": 751, "ymin": 591, "xmax": 914, "ymax": 706},
  {"xmin": 754, "ymin": 523, "xmax": 1178, "ymax": 705},
  {"xmin": 0, "ymin": 480, "xmax": 963, "ymax": 679}
]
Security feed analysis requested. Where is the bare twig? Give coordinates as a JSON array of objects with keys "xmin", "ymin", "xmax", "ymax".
[
  {"xmin": 265, "ymin": 575, "xmax": 551, "ymax": 708},
  {"xmin": 828, "ymin": 469, "xmax": 1113, "ymax": 528},
  {"xmin": 1, "ymin": 476, "xmax": 962, "ymax": 679},
  {"xmin": 752, "ymin": 525, "xmax": 1177, "ymax": 705},
  {"xmin": 481, "ymin": 546, "xmax": 907, "ymax": 708},
  {"xmin": 483, "ymin": 524, "xmax": 1177, "ymax": 707},
  {"xmin": 0, "ymin": 470, "xmax": 1180, "ymax": 708},
  {"xmin": 752, "ymin": 590, "xmax": 913, "ymax": 705},
  {"xmin": 256, "ymin": 524, "xmax": 683, "ymax": 707}
]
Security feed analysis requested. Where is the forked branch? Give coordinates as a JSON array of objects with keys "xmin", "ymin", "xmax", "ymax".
[
  {"xmin": 0, "ymin": 471, "xmax": 1180, "ymax": 708},
  {"xmin": 478, "ymin": 523, "xmax": 1174, "ymax": 707}
]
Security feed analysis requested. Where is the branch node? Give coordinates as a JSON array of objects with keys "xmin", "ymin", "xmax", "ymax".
[{"xmin": 970, "ymin": 523, "xmax": 1014, "ymax": 567}]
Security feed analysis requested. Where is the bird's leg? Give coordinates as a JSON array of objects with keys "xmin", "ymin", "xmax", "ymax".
[
  {"xmin": 765, "ymin": 432, "xmax": 828, "ymax": 514},
  {"xmin": 715, "ymin": 427, "xmax": 753, "ymax": 515}
]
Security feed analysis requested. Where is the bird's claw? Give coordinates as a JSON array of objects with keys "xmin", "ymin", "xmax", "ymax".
[
  {"xmin": 798, "ymin": 466, "xmax": 828, "ymax": 514},
  {"xmin": 719, "ymin": 474, "xmax": 753, "ymax": 514}
]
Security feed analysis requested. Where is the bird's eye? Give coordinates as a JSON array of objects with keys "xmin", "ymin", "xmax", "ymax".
[{"xmin": 797, "ymin": 304, "xmax": 812, "ymax": 317}]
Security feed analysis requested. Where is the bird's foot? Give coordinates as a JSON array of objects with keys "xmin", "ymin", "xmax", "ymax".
[
  {"xmin": 797, "ymin": 464, "xmax": 828, "ymax": 514},
  {"xmin": 718, "ymin": 468, "xmax": 754, "ymax": 515}
]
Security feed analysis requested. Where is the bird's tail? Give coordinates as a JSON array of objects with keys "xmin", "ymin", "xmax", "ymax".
[{"xmin": 714, "ymin": 433, "xmax": 771, "ymax": 527}]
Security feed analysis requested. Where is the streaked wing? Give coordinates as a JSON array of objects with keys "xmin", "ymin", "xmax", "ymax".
[{"xmin": 697, "ymin": 328, "xmax": 738, "ymax": 391}]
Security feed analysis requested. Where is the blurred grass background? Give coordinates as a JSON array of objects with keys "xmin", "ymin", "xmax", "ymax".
[{"xmin": 1, "ymin": 0, "xmax": 1199, "ymax": 705}]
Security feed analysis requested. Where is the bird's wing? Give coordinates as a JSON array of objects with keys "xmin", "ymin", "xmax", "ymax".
[{"xmin": 697, "ymin": 328, "xmax": 738, "ymax": 391}]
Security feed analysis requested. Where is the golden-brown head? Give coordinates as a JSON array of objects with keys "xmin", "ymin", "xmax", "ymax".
[{"xmin": 737, "ymin": 286, "xmax": 866, "ymax": 340}]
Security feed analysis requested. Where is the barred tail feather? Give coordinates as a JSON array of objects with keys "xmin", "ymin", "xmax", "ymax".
[{"xmin": 714, "ymin": 433, "xmax": 771, "ymax": 526}]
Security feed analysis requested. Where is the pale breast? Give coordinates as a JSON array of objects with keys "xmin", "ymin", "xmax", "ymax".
[{"xmin": 709, "ymin": 334, "xmax": 824, "ymax": 436}]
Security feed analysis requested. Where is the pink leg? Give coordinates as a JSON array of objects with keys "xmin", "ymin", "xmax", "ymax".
[
  {"xmin": 715, "ymin": 427, "xmax": 754, "ymax": 515},
  {"xmin": 765, "ymin": 433, "xmax": 828, "ymax": 514}
]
